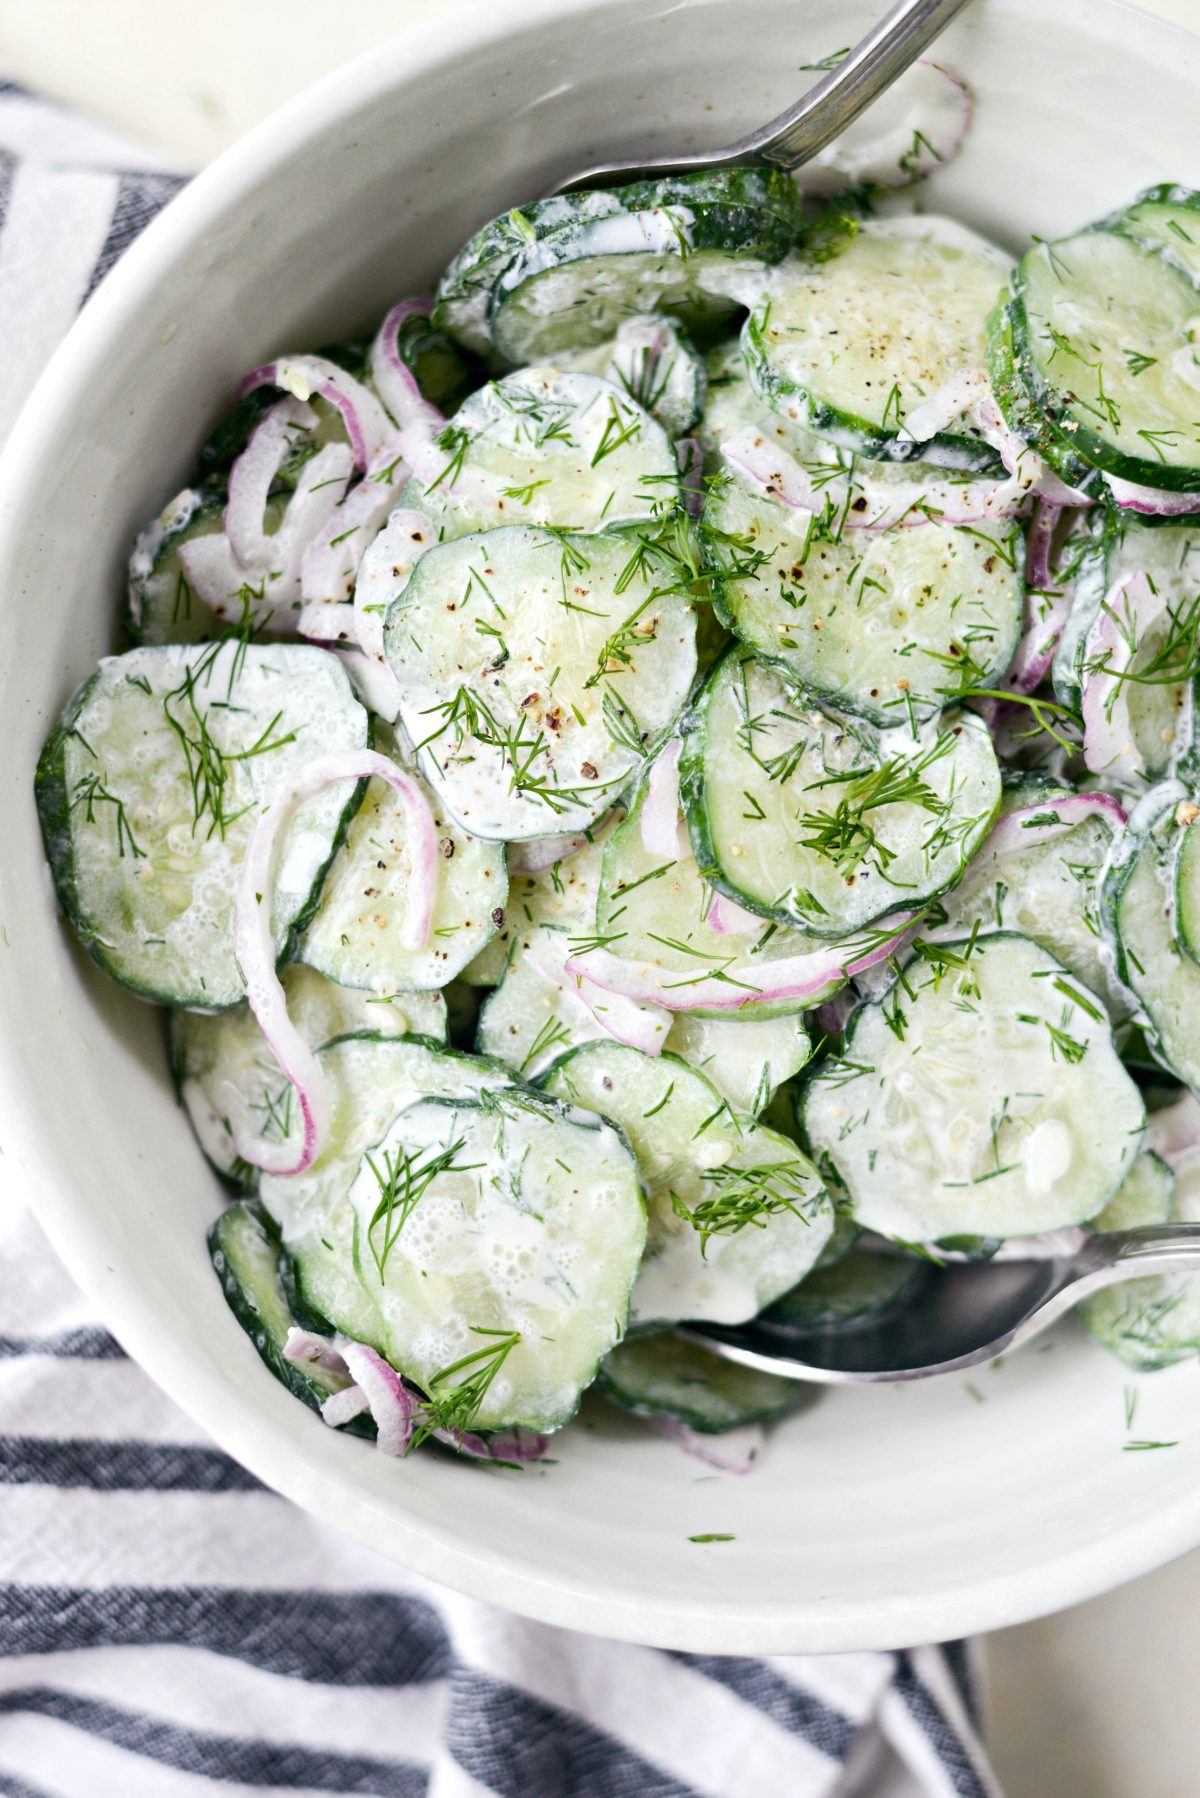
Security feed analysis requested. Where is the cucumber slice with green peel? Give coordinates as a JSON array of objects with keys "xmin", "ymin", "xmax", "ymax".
[
  {"xmin": 259, "ymin": 1032, "xmax": 511, "ymax": 1345},
  {"xmin": 35, "ymin": 642, "xmax": 369, "ymax": 1009},
  {"xmin": 211, "ymin": 1200, "xmax": 372, "ymax": 1421},
  {"xmin": 1104, "ymin": 787, "xmax": 1200, "ymax": 1090},
  {"xmin": 744, "ymin": 219, "xmax": 1011, "ymax": 466},
  {"xmin": 660, "ymin": 1009, "xmax": 812, "ymax": 1113},
  {"xmin": 462, "ymin": 810, "xmax": 622, "ymax": 988},
  {"xmin": 170, "ymin": 965, "xmax": 446, "ymax": 1184},
  {"xmin": 594, "ymin": 760, "xmax": 843, "ymax": 1018},
  {"xmin": 597, "ymin": 1331, "xmax": 803, "ymax": 1431},
  {"xmin": 127, "ymin": 484, "xmax": 229, "ymax": 646},
  {"xmin": 758, "ymin": 1248, "xmax": 923, "ymax": 1334},
  {"xmin": 434, "ymin": 192, "xmax": 631, "ymax": 358},
  {"xmin": 402, "ymin": 369, "xmax": 680, "ymax": 543},
  {"xmin": 1175, "ymin": 811, "xmax": 1200, "ymax": 964},
  {"xmin": 985, "ymin": 298, "xmax": 1100, "ymax": 495},
  {"xmin": 702, "ymin": 465, "xmax": 1024, "ymax": 725},
  {"xmin": 1105, "ymin": 184, "xmax": 1200, "ymax": 287},
  {"xmin": 477, "ymin": 925, "xmax": 613, "ymax": 1077},
  {"xmin": 348, "ymin": 1087, "xmax": 646, "ymax": 1432},
  {"xmin": 541, "ymin": 1042, "xmax": 832, "ymax": 1327},
  {"xmin": 803, "ymin": 933, "xmax": 1145, "ymax": 1242},
  {"xmin": 1011, "ymin": 230, "xmax": 1200, "ymax": 493},
  {"xmin": 1054, "ymin": 509, "xmax": 1200, "ymax": 772},
  {"xmin": 555, "ymin": 315, "xmax": 707, "ymax": 437},
  {"xmin": 300, "ymin": 726, "xmax": 508, "ymax": 993},
  {"xmin": 680, "ymin": 648, "xmax": 1002, "ymax": 936},
  {"xmin": 384, "ymin": 524, "xmax": 698, "ymax": 840},
  {"xmin": 487, "ymin": 168, "xmax": 802, "ymax": 367},
  {"xmin": 209, "ymin": 1200, "xmax": 373, "ymax": 1437},
  {"xmin": 919, "ymin": 786, "xmax": 1126, "ymax": 1016},
  {"xmin": 1082, "ymin": 1145, "xmax": 1200, "ymax": 1369},
  {"xmin": 1091, "ymin": 1149, "xmax": 1174, "ymax": 1233}
]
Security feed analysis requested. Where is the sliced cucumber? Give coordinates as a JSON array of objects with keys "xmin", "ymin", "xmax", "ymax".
[
  {"xmin": 680, "ymin": 648, "xmax": 1001, "ymax": 935},
  {"xmin": 384, "ymin": 524, "xmax": 697, "ymax": 840},
  {"xmin": 594, "ymin": 757, "xmax": 839, "ymax": 1016},
  {"xmin": 661, "ymin": 1009, "xmax": 811, "ymax": 1113},
  {"xmin": 1091, "ymin": 1149, "xmax": 1175, "ymax": 1232},
  {"xmin": 404, "ymin": 369, "xmax": 680, "ymax": 542},
  {"xmin": 348, "ymin": 1087, "xmax": 646, "ymax": 1432},
  {"xmin": 758, "ymin": 1247, "xmax": 923, "ymax": 1333},
  {"xmin": 488, "ymin": 168, "xmax": 801, "ymax": 366},
  {"xmin": 463, "ymin": 810, "xmax": 621, "ymax": 987},
  {"xmin": 209, "ymin": 1200, "xmax": 372, "ymax": 1436},
  {"xmin": 258, "ymin": 1032, "xmax": 509, "ymax": 1343},
  {"xmin": 434, "ymin": 191, "xmax": 630, "ymax": 357},
  {"xmin": 702, "ymin": 464, "xmax": 1024, "ymax": 724},
  {"xmin": 127, "ymin": 483, "xmax": 228, "ymax": 646},
  {"xmin": 556, "ymin": 315, "xmax": 707, "ymax": 437},
  {"xmin": 1082, "ymin": 1144, "xmax": 1200, "ymax": 1370},
  {"xmin": 597, "ymin": 1331, "xmax": 803, "ymax": 1431},
  {"xmin": 920, "ymin": 786, "xmax": 1124, "ymax": 1014},
  {"xmin": 541, "ymin": 1042, "xmax": 832, "ymax": 1327},
  {"xmin": 477, "ymin": 925, "xmax": 613, "ymax": 1077},
  {"xmin": 744, "ymin": 218, "xmax": 1010, "ymax": 464},
  {"xmin": 1104, "ymin": 786, "xmax": 1200, "ymax": 1090},
  {"xmin": 985, "ymin": 296, "xmax": 1100, "ymax": 493},
  {"xmin": 1011, "ymin": 229, "xmax": 1200, "ymax": 492},
  {"xmin": 300, "ymin": 726, "xmax": 507, "ymax": 993},
  {"xmin": 171, "ymin": 964, "xmax": 445, "ymax": 1184},
  {"xmin": 35, "ymin": 643, "xmax": 369, "ymax": 1008},
  {"xmin": 1175, "ymin": 809, "xmax": 1200, "ymax": 963},
  {"xmin": 1106, "ymin": 183, "xmax": 1200, "ymax": 288},
  {"xmin": 803, "ymin": 933, "xmax": 1145, "ymax": 1241}
]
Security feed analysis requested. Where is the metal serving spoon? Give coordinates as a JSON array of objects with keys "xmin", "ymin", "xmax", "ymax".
[
  {"xmin": 553, "ymin": 0, "xmax": 975, "ymax": 192},
  {"xmin": 681, "ymin": 1226, "xmax": 1200, "ymax": 1383}
]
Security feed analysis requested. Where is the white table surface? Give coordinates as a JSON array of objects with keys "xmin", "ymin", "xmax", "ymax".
[{"xmin": 2, "ymin": 1, "xmax": 1200, "ymax": 1791}]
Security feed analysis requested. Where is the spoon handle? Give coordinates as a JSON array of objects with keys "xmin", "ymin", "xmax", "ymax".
[
  {"xmin": 1094, "ymin": 1221, "xmax": 1200, "ymax": 1278},
  {"xmin": 739, "ymin": 0, "xmax": 976, "ymax": 171}
]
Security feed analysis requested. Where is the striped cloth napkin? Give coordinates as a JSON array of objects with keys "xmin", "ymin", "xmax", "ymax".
[{"xmin": 0, "ymin": 80, "xmax": 1004, "ymax": 1798}]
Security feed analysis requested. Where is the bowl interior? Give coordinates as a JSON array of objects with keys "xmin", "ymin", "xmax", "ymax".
[{"xmin": 2, "ymin": 0, "xmax": 1200, "ymax": 1653}]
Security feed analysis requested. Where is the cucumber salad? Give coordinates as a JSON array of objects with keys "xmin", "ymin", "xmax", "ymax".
[{"xmin": 35, "ymin": 64, "xmax": 1200, "ymax": 1471}]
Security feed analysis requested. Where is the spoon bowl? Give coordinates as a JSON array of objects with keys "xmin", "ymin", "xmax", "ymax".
[
  {"xmin": 684, "ymin": 1225, "xmax": 1200, "ymax": 1382},
  {"xmin": 551, "ymin": 0, "xmax": 974, "ymax": 191}
]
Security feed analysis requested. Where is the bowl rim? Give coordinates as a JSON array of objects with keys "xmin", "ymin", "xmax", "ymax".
[{"xmin": 4, "ymin": 0, "xmax": 1200, "ymax": 1654}]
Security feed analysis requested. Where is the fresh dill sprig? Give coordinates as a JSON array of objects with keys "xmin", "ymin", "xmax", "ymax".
[
  {"xmin": 365, "ymin": 1135, "xmax": 474, "ymax": 1278},
  {"xmin": 410, "ymin": 1326, "xmax": 523, "ymax": 1449},
  {"xmin": 673, "ymin": 1159, "xmax": 816, "ymax": 1256}
]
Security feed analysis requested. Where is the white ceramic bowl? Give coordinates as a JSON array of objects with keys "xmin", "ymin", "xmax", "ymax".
[{"xmin": 3, "ymin": 0, "xmax": 1200, "ymax": 1655}]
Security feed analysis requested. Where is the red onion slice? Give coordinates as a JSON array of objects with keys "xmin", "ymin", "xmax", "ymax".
[
  {"xmin": 1103, "ymin": 472, "xmax": 1200, "ymax": 517},
  {"xmin": 566, "ymin": 924, "xmax": 906, "ymax": 1014},
  {"xmin": 706, "ymin": 892, "xmax": 761, "ymax": 936},
  {"xmin": 1080, "ymin": 570, "xmax": 1161, "ymax": 782},
  {"xmin": 1006, "ymin": 502, "xmax": 1077, "ymax": 695},
  {"xmin": 433, "ymin": 1424, "xmax": 550, "ymax": 1462},
  {"xmin": 526, "ymin": 927, "xmax": 670, "ymax": 1055},
  {"xmin": 283, "ymin": 1327, "xmax": 350, "ymax": 1374},
  {"xmin": 649, "ymin": 1416, "xmax": 764, "ymax": 1474},
  {"xmin": 319, "ymin": 1385, "xmax": 370, "ymax": 1427},
  {"xmin": 982, "ymin": 791, "xmax": 1126, "ymax": 859},
  {"xmin": 639, "ymin": 739, "xmax": 684, "ymax": 857},
  {"xmin": 299, "ymin": 444, "xmax": 411, "ymax": 606},
  {"xmin": 232, "ymin": 750, "xmax": 438, "ymax": 1175},
  {"xmin": 334, "ymin": 1338, "xmax": 421, "ymax": 1455},
  {"xmin": 333, "ymin": 648, "xmax": 405, "ymax": 722},
  {"xmin": 370, "ymin": 299, "xmax": 445, "ymax": 440},
  {"xmin": 239, "ymin": 356, "xmax": 397, "ymax": 471},
  {"xmin": 225, "ymin": 397, "xmax": 316, "ymax": 565},
  {"xmin": 797, "ymin": 60, "xmax": 971, "ymax": 197}
]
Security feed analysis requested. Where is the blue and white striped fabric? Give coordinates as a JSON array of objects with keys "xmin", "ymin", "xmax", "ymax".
[{"xmin": 0, "ymin": 83, "xmax": 1004, "ymax": 1798}]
